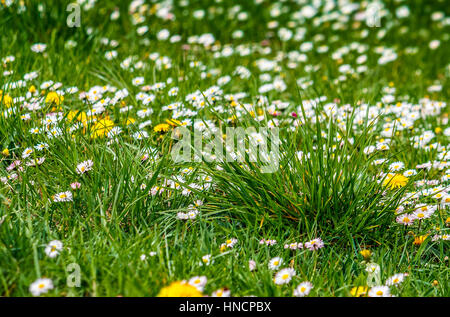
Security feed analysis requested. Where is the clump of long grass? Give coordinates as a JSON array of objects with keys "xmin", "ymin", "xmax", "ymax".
[{"xmin": 186, "ymin": 102, "xmax": 412, "ymax": 245}]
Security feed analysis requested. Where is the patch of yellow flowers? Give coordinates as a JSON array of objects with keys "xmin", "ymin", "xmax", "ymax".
[
  {"xmin": 66, "ymin": 110, "xmax": 115, "ymax": 139},
  {"xmin": 154, "ymin": 119, "xmax": 183, "ymax": 133}
]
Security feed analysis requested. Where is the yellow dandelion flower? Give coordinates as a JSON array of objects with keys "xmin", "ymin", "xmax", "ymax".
[
  {"xmin": 45, "ymin": 92, "xmax": 64, "ymax": 105},
  {"xmin": 157, "ymin": 281, "xmax": 203, "ymax": 297},
  {"xmin": 350, "ymin": 286, "xmax": 368, "ymax": 297},
  {"xmin": 360, "ymin": 249, "xmax": 372, "ymax": 260},
  {"xmin": 91, "ymin": 119, "xmax": 114, "ymax": 138},
  {"xmin": 383, "ymin": 173, "xmax": 408, "ymax": 190},
  {"xmin": 413, "ymin": 235, "xmax": 428, "ymax": 246},
  {"xmin": 67, "ymin": 110, "xmax": 88, "ymax": 124},
  {"xmin": 1, "ymin": 93, "xmax": 13, "ymax": 107},
  {"xmin": 154, "ymin": 123, "xmax": 171, "ymax": 133}
]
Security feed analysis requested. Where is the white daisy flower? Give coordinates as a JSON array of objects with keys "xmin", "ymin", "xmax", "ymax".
[
  {"xmin": 45, "ymin": 240, "xmax": 63, "ymax": 258},
  {"xmin": 274, "ymin": 268, "xmax": 296, "ymax": 285},
  {"xmin": 188, "ymin": 276, "xmax": 207, "ymax": 291},
  {"xmin": 293, "ymin": 281, "xmax": 313, "ymax": 297},
  {"xmin": 368, "ymin": 285, "xmax": 391, "ymax": 297},
  {"xmin": 268, "ymin": 257, "xmax": 283, "ymax": 270},
  {"xmin": 29, "ymin": 278, "xmax": 53, "ymax": 296}
]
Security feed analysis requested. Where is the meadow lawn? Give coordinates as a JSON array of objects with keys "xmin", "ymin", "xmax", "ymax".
[{"xmin": 0, "ymin": 0, "xmax": 449, "ymax": 297}]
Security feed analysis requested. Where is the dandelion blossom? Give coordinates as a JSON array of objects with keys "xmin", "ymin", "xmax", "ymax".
[
  {"xmin": 383, "ymin": 173, "xmax": 408, "ymax": 190},
  {"xmin": 350, "ymin": 286, "xmax": 368, "ymax": 297},
  {"xmin": 158, "ymin": 281, "xmax": 202, "ymax": 297}
]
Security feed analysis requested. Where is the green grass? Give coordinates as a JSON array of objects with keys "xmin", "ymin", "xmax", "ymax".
[{"xmin": 0, "ymin": 0, "xmax": 449, "ymax": 297}]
